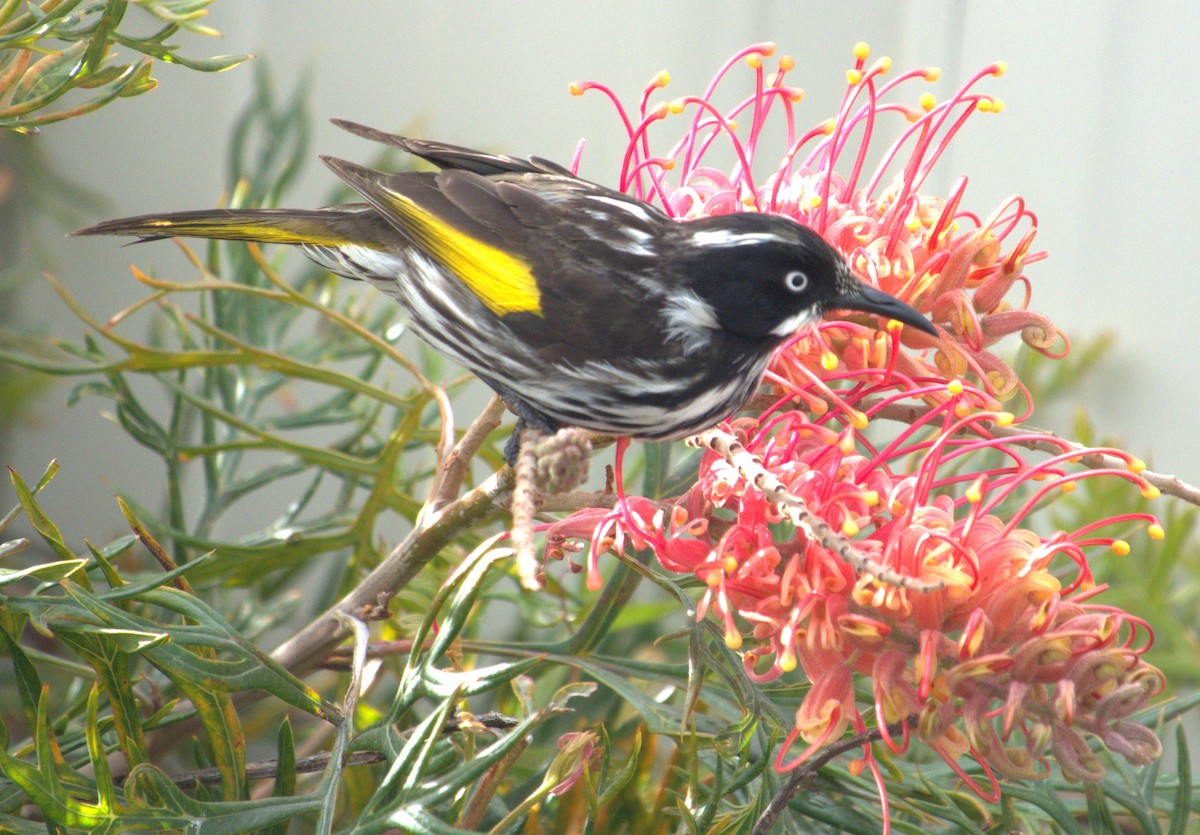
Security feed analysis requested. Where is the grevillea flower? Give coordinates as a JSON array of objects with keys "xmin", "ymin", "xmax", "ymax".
[
  {"xmin": 571, "ymin": 41, "xmax": 1065, "ymax": 401},
  {"xmin": 553, "ymin": 44, "xmax": 1167, "ymax": 825},
  {"xmin": 549, "ymin": 372, "xmax": 1165, "ymax": 804}
]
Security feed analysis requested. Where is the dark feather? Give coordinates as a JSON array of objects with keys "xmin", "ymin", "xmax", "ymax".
[{"xmin": 332, "ymin": 119, "xmax": 575, "ymax": 177}]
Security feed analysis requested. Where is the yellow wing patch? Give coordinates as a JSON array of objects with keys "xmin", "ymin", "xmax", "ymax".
[{"xmin": 379, "ymin": 190, "xmax": 543, "ymax": 317}]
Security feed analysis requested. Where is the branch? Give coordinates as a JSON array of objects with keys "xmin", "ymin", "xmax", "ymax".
[
  {"xmin": 270, "ymin": 466, "xmax": 514, "ymax": 676},
  {"xmin": 751, "ymin": 717, "xmax": 918, "ymax": 835},
  {"xmin": 693, "ymin": 428, "xmax": 945, "ymax": 592}
]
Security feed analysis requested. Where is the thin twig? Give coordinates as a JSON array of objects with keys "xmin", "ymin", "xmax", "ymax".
[
  {"xmin": 692, "ymin": 428, "xmax": 945, "ymax": 592},
  {"xmin": 460, "ymin": 727, "xmax": 531, "ymax": 829},
  {"xmin": 488, "ymin": 490, "xmax": 678, "ymax": 515},
  {"xmin": 511, "ymin": 426, "xmax": 544, "ymax": 590},
  {"xmin": 751, "ymin": 717, "xmax": 919, "ymax": 835},
  {"xmin": 427, "ymin": 394, "xmax": 506, "ymax": 515},
  {"xmin": 319, "ymin": 637, "xmax": 434, "ymax": 670},
  {"xmin": 871, "ymin": 400, "xmax": 1200, "ymax": 506}
]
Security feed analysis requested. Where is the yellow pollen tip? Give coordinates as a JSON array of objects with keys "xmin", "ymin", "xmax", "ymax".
[
  {"xmin": 650, "ymin": 102, "xmax": 669, "ymax": 119},
  {"xmin": 779, "ymin": 654, "xmax": 797, "ymax": 672},
  {"xmin": 861, "ymin": 490, "xmax": 880, "ymax": 506},
  {"xmin": 667, "ymin": 98, "xmax": 686, "ymax": 115},
  {"xmin": 1141, "ymin": 484, "xmax": 1161, "ymax": 500},
  {"xmin": 779, "ymin": 55, "xmax": 795, "ymax": 71},
  {"xmin": 1129, "ymin": 457, "xmax": 1147, "ymax": 474},
  {"xmin": 788, "ymin": 87, "xmax": 805, "ymax": 103},
  {"xmin": 1111, "ymin": 540, "xmax": 1131, "ymax": 556},
  {"xmin": 725, "ymin": 629, "xmax": 743, "ymax": 649},
  {"xmin": 905, "ymin": 216, "xmax": 921, "ymax": 232},
  {"xmin": 924, "ymin": 67, "xmax": 942, "ymax": 81},
  {"xmin": 976, "ymin": 99, "xmax": 993, "ymax": 113},
  {"xmin": 964, "ymin": 475, "xmax": 984, "ymax": 501},
  {"xmin": 847, "ymin": 69, "xmax": 863, "ymax": 85},
  {"xmin": 838, "ymin": 433, "xmax": 856, "ymax": 454},
  {"xmin": 568, "ymin": 82, "xmax": 584, "ymax": 96},
  {"xmin": 992, "ymin": 61, "xmax": 1008, "ymax": 76},
  {"xmin": 842, "ymin": 519, "xmax": 860, "ymax": 537},
  {"xmin": 746, "ymin": 54, "xmax": 763, "ymax": 69},
  {"xmin": 723, "ymin": 556, "xmax": 738, "ymax": 573},
  {"xmin": 654, "ymin": 70, "xmax": 670, "ymax": 88},
  {"xmin": 875, "ymin": 56, "xmax": 892, "ymax": 74},
  {"xmin": 849, "ymin": 409, "xmax": 869, "ymax": 430},
  {"xmin": 808, "ymin": 194, "xmax": 823, "ymax": 208},
  {"xmin": 821, "ymin": 350, "xmax": 838, "ymax": 371},
  {"xmin": 1148, "ymin": 523, "xmax": 1165, "ymax": 540},
  {"xmin": 990, "ymin": 98, "xmax": 1005, "ymax": 113},
  {"xmin": 994, "ymin": 412, "xmax": 1015, "ymax": 427},
  {"xmin": 727, "ymin": 119, "xmax": 738, "ymax": 132},
  {"xmin": 1060, "ymin": 481, "xmax": 1077, "ymax": 493},
  {"xmin": 760, "ymin": 43, "xmax": 777, "ymax": 57},
  {"xmin": 919, "ymin": 92, "xmax": 936, "ymax": 112},
  {"xmin": 853, "ymin": 42, "xmax": 870, "ymax": 61},
  {"xmin": 659, "ymin": 157, "xmax": 676, "ymax": 171},
  {"xmin": 821, "ymin": 118, "xmax": 836, "ymax": 135},
  {"xmin": 946, "ymin": 379, "xmax": 964, "ymax": 395},
  {"xmin": 705, "ymin": 571, "xmax": 722, "ymax": 588}
]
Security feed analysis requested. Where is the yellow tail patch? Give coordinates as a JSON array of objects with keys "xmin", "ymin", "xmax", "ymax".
[{"xmin": 379, "ymin": 191, "xmax": 542, "ymax": 317}]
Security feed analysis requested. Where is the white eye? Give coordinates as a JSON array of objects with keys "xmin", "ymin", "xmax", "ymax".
[{"xmin": 784, "ymin": 270, "xmax": 809, "ymax": 293}]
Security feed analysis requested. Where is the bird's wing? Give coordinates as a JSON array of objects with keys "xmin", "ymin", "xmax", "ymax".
[
  {"xmin": 332, "ymin": 119, "xmax": 575, "ymax": 177},
  {"xmin": 321, "ymin": 154, "xmax": 685, "ymax": 364},
  {"xmin": 321, "ymin": 156, "xmax": 548, "ymax": 317}
]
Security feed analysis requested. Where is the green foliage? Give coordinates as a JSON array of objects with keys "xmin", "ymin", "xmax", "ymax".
[
  {"xmin": 0, "ymin": 60, "xmax": 1197, "ymax": 835},
  {"xmin": 0, "ymin": 0, "xmax": 246, "ymax": 132}
]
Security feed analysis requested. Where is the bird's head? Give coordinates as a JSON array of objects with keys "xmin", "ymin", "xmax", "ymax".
[{"xmin": 678, "ymin": 213, "xmax": 936, "ymax": 342}]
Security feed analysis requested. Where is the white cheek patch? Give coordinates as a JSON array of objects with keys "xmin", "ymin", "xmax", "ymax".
[
  {"xmin": 661, "ymin": 289, "xmax": 721, "ymax": 355},
  {"xmin": 769, "ymin": 308, "xmax": 820, "ymax": 338}
]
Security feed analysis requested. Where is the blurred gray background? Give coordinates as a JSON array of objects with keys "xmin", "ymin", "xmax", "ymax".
[{"xmin": 6, "ymin": 1, "xmax": 1199, "ymax": 545}]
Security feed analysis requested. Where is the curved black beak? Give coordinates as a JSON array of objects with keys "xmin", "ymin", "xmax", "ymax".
[{"xmin": 830, "ymin": 283, "xmax": 937, "ymax": 336}]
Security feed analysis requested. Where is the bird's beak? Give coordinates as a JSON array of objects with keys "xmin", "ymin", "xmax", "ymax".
[{"xmin": 829, "ymin": 283, "xmax": 937, "ymax": 336}]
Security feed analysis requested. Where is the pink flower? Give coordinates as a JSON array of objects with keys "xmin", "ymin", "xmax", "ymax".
[
  {"xmin": 560, "ymin": 43, "xmax": 1167, "ymax": 827},
  {"xmin": 572, "ymin": 42, "xmax": 1064, "ymax": 400}
]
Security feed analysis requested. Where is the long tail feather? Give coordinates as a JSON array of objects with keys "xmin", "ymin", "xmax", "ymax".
[{"xmin": 72, "ymin": 208, "xmax": 361, "ymax": 247}]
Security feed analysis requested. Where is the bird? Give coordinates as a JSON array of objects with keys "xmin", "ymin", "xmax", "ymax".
[{"xmin": 73, "ymin": 119, "xmax": 937, "ymax": 465}]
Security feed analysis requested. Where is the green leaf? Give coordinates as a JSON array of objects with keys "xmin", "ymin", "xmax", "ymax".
[
  {"xmin": 7, "ymin": 466, "xmax": 77, "ymax": 562},
  {"xmin": 261, "ymin": 719, "xmax": 297, "ymax": 835},
  {"xmin": 83, "ymin": 0, "xmax": 128, "ymax": 74},
  {"xmin": 122, "ymin": 764, "xmax": 323, "ymax": 832},
  {"xmin": 0, "ymin": 620, "xmax": 43, "ymax": 732},
  {"xmin": 0, "ymin": 558, "xmax": 87, "ymax": 586},
  {"xmin": 1168, "ymin": 722, "xmax": 1194, "ymax": 835},
  {"xmin": 6, "ymin": 42, "xmax": 88, "ymax": 112}
]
